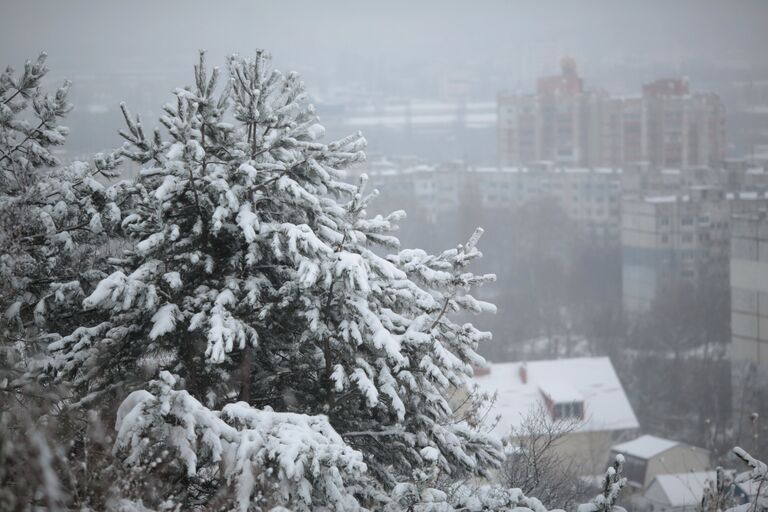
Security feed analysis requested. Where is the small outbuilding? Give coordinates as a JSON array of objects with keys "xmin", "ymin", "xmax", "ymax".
[{"xmin": 609, "ymin": 435, "xmax": 711, "ymax": 489}]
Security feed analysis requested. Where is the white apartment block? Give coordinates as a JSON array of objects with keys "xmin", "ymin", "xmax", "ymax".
[
  {"xmin": 622, "ymin": 188, "xmax": 768, "ymax": 315},
  {"xmin": 731, "ymin": 213, "xmax": 768, "ymax": 368},
  {"xmin": 730, "ymin": 212, "xmax": 768, "ymax": 456},
  {"xmin": 364, "ymin": 159, "xmax": 623, "ymax": 243}
]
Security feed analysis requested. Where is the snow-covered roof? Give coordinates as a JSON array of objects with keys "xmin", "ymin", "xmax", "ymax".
[
  {"xmin": 551, "ymin": 167, "xmax": 622, "ymax": 175},
  {"xmin": 473, "ymin": 357, "xmax": 639, "ymax": 435},
  {"xmin": 594, "ymin": 167, "xmax": 623, "ymax": 174},
  {"xmin": 734, "ymin": 191, "xmax": 768, "ymax": 200},
  {"xmin": 649, "ymin": 471, "xmax": 716, "ymax": 507},
  {"xmin": 538, "ymin": 379, "xmax": 584, "ymax": 403},
  {"xmin": 642, "ymin": 192, "xmax": 768, "ymax": 204},
  {"xmin": 644, "ymin": 195, "xmax": 686, "ymax": 203},
  {"xmin": 611, "ymin": 435, "xmax": 679, "ymax": 459}
]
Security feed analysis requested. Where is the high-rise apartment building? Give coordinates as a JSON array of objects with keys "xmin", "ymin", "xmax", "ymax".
[
  {"xmin": 643, "ymin": 78, "xmax": 725, "ymax": 169},
  {"xmin": 498, "ymin": 63, "xmax": 725, "ymax": 170},
  {"xmin": 498, "ymin": 58, "xmax": 592, "ymax": 167}
]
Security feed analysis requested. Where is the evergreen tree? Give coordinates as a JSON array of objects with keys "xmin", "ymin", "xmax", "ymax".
[
  {"xmin": 0, "ymin": 52, "xmax": 121, "ymax": 372},
  {"xmin": 0, "ymin": 53, "xmax": 124, "ymax": 511},
  {"xmin": 45, "ymin": 51, "xmax": 502, "ymax": 509}
]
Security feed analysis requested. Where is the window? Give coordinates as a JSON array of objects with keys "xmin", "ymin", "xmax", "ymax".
[{"xmin": 552, "ymin": 401, "xmax": 584, "ymax": 420}]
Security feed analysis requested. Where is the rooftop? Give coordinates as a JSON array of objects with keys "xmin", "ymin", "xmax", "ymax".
[
  {"xmin": 650, "ymin": 471, "xmax": 717, "ymax": 507},
  {"xmin": 473, "ymin": 357, "xmax": 639, "ymax": 435},
  {"xmin": 640, "ymin": 191, "xmax": 768, "ymax": 204},
  {"xmin": 611, "ymin": 434, "xmax": 679, "ymax": 459}
]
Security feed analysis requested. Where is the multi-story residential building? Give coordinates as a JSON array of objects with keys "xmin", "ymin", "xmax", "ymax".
[
  {"xmin": 730, "ymin": 212, "xmax": 768, "ymax": 457},
  {"xmin": 723, "ymin": 158, "xmax": 768, "ymax": 191},
  {"xmin": 365, "ymin": 158, "xmax": 465, "ymax": 225},
  {"xmin": 497, "ymin": 59, "xmax": 599, "ymax": 167},
  {"xmin": 498, "ymin": 64, "xmax": 725, "ymax": 170},
  {"xmin": 621, "ymin": 187, "xmax": 768, "ymax": 315},
  {"xmin": 528, "ymin": 166, "xmax": 622, "ymax": 240},
  {"xmin": 364, "ymin": 158, "xmax": 623, "ymax": 243},
  {"xmin": 643, "ymin": 78, "xmax": 725, "ymax": 170},
  {"xmin": 619, "ymin": 97, "xmax": 648, "ymax": 166},
  {"xmin": 497, "ymin": 93, "xmax": 541, "ymax": 166},
  {"xmin": 537, "ymin": 64, "xmax": 583, "ymax": 166},
  {"xmin": 730, "ymin": 212, "xmax": 768, "ymax": 368}
]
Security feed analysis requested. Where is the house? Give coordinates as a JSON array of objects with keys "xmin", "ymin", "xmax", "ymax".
[
  {"xmin": 610, "ymin": 435, "xmax": 711, "ymax": 489},
  {"xmin": 472, "ymin": 357, "xmax": 639, "ymax": 475},
  {"xmin": 640, "ymin": 471, "xmax": 716, "ymax": 512}
]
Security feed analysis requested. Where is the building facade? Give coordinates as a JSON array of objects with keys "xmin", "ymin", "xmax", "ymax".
[
  {"xmin": 731, "ymin": 212, "xmax": 768, "ymax": 368},
  {"xmin": 730, "ymin": 212, "xmax": 768, "ymax": 458},
  {"xmin": 364, "ymin": 158, "xmax": 623, "ymax": 243},
  {"xmin": 621, "ymin": 188, "xmax": 768, "ymax": 315},
  {"xmin": 643, "ymin": 78, "xmax": 725, "ymax": 170}
]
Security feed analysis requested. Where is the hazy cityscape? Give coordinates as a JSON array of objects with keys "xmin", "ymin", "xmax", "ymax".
[{"xmin": 1, "ymin": 1, "xmax": 768, "ymax": 511}]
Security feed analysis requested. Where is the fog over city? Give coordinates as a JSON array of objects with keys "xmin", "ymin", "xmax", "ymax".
[
  {"xmin": 4, "ymin": 0, "xmax": 768, "ymax": 155},
  {"xmin": 1, "ymin": 2, "xmax": 767, "ymax": 511}
]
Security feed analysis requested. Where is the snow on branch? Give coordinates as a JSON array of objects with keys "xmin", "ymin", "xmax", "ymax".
[
  {"xmin": 577, "ymin": 454, "xmax": 627, "ymax": 512},
  {"xmin": 114, "ymin": 371, "xmax": 367, "ymax": 511},
  {"xmin": 734, "ymin": 447, "xmax": 768, "ymax": 484}
]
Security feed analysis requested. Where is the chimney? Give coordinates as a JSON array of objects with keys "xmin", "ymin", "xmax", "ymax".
[{"xmin": 519, "ymin": 362, "xmax": 527, "ymax": 384}]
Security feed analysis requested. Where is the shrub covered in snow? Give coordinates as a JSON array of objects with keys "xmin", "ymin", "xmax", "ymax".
[{"xmin": 113, "ymin": 371, "xmax": 366, "ymax": 510}]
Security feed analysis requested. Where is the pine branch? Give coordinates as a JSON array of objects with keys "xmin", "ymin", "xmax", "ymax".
[
  {"xmin": 2, "ymin": 86, "xmax": 24, "ymax": 106},
  {"xmin": 0, "ymin": 120, "xmax": 46, "ymax": 167}
]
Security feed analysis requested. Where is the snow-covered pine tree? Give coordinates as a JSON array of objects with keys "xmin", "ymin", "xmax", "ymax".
[
  {"xmin": 701, "ymin": 467, "xmax": 737, "ymax": 512},
  {"xmin": 731, "ymin": 447, "xmax": 767, "ymax": 512},
  {"xmin": 1, "ymin": 52, "xmax": 75, "ymax": 362},
  {"xmin": 0, "ymin": 53, "xmax": 122, "ymax": 372},
  {"xmin": 0, "ymin": 53, "xmax": 127, "ymax": 511},
  {"xmin": 44, "ymin": 50, "xmax": 502, "ymax": 509},
  {"xmin": 577, "ymin": 454, "xmax": 627, "ymax": 512}
]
